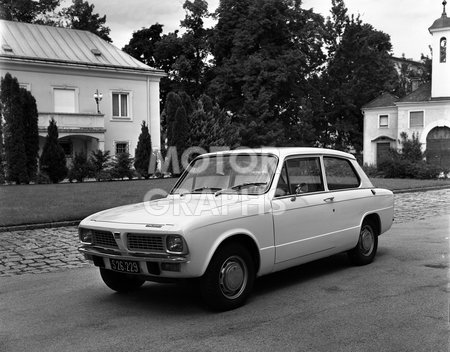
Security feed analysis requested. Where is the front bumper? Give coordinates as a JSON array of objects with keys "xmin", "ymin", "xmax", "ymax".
[
  {"xmin": 79, "ymin": 246, "xmax": 189, "ymax": 263},
  {"xmin": 79, "ymin": 245, "xmax": 190, "ymax": 278}
]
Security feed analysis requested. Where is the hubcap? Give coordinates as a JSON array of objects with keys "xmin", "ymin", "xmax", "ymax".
[
  {"xmin": 360, "ymin": 226, "xmax": 374, "ymax": 256},
  {"xmin": 219, "ymin": 256, "xmax": 247, "ymax": 299}
]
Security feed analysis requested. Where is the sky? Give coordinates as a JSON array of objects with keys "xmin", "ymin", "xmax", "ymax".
[{"xmin": 74, "ymin": 0, "xmax": 447, "ymax": 61}]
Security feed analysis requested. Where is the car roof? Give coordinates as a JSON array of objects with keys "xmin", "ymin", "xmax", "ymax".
[{"xmin": 202, "ymin": 147, "xmax": 356, "ymax": 160}]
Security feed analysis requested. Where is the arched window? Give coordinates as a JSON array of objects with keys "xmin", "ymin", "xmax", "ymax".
[{"xmin": 440, "ymin": 37, "xmax": 447, "ymax": 63}]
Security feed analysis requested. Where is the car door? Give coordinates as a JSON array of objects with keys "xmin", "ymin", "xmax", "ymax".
[
  {"xmin": 271, "ymin": 156, "xmax": 336, "ymax": 264},
  {"xmin": 322, "ymin": 156, "xmax": 369, "ymax": 250}
]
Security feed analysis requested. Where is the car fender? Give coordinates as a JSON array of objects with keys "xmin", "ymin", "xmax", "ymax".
[{"xmin": 198, "ymin": 227, "xmax": 262, "ymax": 277}]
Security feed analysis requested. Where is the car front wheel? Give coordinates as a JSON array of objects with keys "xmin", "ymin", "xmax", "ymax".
[
  {"xmin": 348, "ymin": 221, "xmax": 378, "ymax": 266},
  {"xmin": 99, "ymin": 268, "xmax": 145, "ymax": 293},
  {"xmin": 200, "ymin": 243, "xmax": 255, "ymax": 311}
]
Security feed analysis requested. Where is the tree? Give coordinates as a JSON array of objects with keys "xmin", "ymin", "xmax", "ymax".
[
  {"xmin": 89, "ymin": 149, "xmax": 111, "ymax": 177},
  {"xmin": 123, "ymin": 24, "xmax": 164, "ymax": 68},
  {"xmin": 62, "ymin": 0, "xmax": 112, "ymax": 42},
  {"xmin": 321, "ymin": 14, "xmax": 397, "ymax": 152},
  {"xmin": 0, "ymin": 0, "xmax": 59, "ymax": 23},
  {"xmin": 164, "ymin": 91, "xmax": 184, "ymax": 146},
  {"xmin": 0, "ymin": 104, "xmax": 4, "ymax": 184},
  {"xmin": 68, "ymin": 152, "xmax": 90, "ymax": 182},
  {"xmin": 208, "ymin": 0, "xmax": 326, "ymax": 147},
  {"xmin": 20, "ymin": 88, "xmax": 39, "ymax": 181},
  {"xmin": 189, "ymin": 94, "xmax": 240, "ymax": 150},
  {"xmin": 134, "ymin": 121, "xmax": 152, "ymax": 179},
  {"xmin": 111, "ymin": 153, "xmax": 134, "ymax": 180},
  {"xmin": 0, "ymin": 73, "xmax": 28, "ymax": 184},
  {"xmin": 171, "ymin": 106, "xmax": 189, "ymax": 174},
  {"xmin": 40, "ymin": 118, "xmax": 68, "ymax": 183}
]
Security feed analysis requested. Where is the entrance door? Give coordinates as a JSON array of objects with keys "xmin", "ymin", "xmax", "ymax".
[
  {"xmin": 376, "ymin": 142, "xmax": 391, "ymax": 164},
  {"xmin": 426, "ymin": 127, "xmax": 450, "ymax": 169}
]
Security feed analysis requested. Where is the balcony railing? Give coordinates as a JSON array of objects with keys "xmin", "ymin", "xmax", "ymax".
[{"xmin": 39, "ymin": 112, "xmax": 105, "ymax": 131}]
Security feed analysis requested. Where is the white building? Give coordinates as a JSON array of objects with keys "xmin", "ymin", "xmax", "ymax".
[
  {"xmin": 362, "ymin": 4, "xmax": 450, "ymax": 168},
  {"xmin": 0, "ymin": 20, "xmax": 164, "ymax": 162}
]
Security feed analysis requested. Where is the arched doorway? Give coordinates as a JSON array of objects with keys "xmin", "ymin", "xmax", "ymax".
[{"xmin": 426, "ymin": 127, "xmax": 450, "ymax": 168}]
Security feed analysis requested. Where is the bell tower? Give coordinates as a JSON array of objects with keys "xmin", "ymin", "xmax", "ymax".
[{"xmin": 429, "ymin": 0, "xmax": 450, "ymax": 98}]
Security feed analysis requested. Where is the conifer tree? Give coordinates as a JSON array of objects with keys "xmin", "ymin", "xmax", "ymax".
[
  {"xmin": 172, "ymin": 106, "xmax": 189, "ymax": 173},
  {"xmin": 0, "ymin": 104, "xmax": 4, "ymax": 184},
  {"xmin": 40, "ymin": 118, "xmax": 68, "ymax": 183},
  {"xmin": 111, "ymin": 152, "xmax": 133, "ymax": 180},
  {"xmin": 20, "ymin": 88, "xmax": 39, "ymax": 181},
  {"xmin": 134, "ymin": 121, "xmax": 152, "ymax": 179},
  {"xmin": 0, "ymin": 73, "xmax": 28, "ymax": 184}
]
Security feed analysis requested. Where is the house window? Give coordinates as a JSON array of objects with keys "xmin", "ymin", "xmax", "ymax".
[
  {"xmin": 54, "ymin": 88, "xmax": 76, "ymax": 113},
  {"xmin": 115, "ymin": 142, "xmax": 129, "ymax": 155},
  {"xmin": 409, "ymin": 111, "xmax": 424, "ymax": 127},
  {"xmin": 379, "ymin": 115, "xmax": 389, "ymax": 128},
  {"xmin": 112, "ymin": 92, "xmax": 129, "ymax": 118},
  {"xmin": 440, "ymin": 37, "xmax": 447, "ymax": 63}
]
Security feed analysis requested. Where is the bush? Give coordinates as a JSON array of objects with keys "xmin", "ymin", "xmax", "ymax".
[
  {"xmin": 68, "ymin": 152, "xmax": 91, "ymax": 183},
  {"xmin": 134, "ymin": 121, "xmax": 152, "ymax": 179},
  {"xmin": 96, "ymin": 170, "xmax": 113, "ymax": 181},
  {"xmin": 35, "ymin": 172, "xmax": 51, "ymax": 184},
  {"xmin": 111, "ymin": 153, "xmax": 134, "ymax": 180},
  {"xmin": 89, "ymin": 150, "xmax": 111, "ymax": 181},
  {"xmin": 39, "ymin": 119, "xmax": 67, "ymax": 183}
]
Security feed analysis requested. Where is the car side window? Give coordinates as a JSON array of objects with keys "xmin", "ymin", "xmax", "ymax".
[
  {"xmin": 281, "ymin": 157, "xmax": 324, "ymax": 195},
  {"xmin": 324, "ymin": 157, "xmax": 360, "ymax": 190}
]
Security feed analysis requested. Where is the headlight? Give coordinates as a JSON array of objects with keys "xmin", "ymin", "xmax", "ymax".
[
  {"xmin": 166, "ymin": 235, "xmax": 185, "ymax": 254},
  {"xmin": 78, "ymin": 228, "xmax": 93, "ymax": 244}
]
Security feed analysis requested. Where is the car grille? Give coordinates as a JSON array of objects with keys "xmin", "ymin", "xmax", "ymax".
[
  {"xmin": 127, "ymin": 234, "xmax": 164, "ymax": 252},
  {"xmin": 92, "ymin": 230, "xmax": 118, "ymax": 248}
]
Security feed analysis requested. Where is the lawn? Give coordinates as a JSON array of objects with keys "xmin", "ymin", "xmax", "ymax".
[
  {"xmin": 1, "ymin": 177, "xmax": 449, "ymax": 227},
  {"xmin": 0, "ymin": 178, "xmax": 177, "ymax": 227}
]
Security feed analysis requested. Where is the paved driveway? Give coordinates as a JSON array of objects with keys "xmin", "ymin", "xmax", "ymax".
[{"xmin": 0, "ymin": 189, "xmax": 449, "ymax": 277}]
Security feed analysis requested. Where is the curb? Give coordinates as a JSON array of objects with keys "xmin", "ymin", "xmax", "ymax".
[
  {"xmin": 0, "ymin": 220, "xmax": 80, "ymax": 233},
  {"xmin": 1, "ymin": 186, "xmax": 449, "ymax": 233}
]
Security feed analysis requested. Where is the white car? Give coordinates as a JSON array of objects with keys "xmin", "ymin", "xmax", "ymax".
[{"xmin": 78, "ymin": 148, "xmax": 394, "ymax": 310}]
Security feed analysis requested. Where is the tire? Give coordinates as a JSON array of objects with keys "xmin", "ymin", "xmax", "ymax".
[
  {"xmin": 100, "ymin": 268, "xmax": 145, "ymax": 293},
  {"xmin": 200, "ymin": 243, "xmax": 255, "ymax": 311},
  {"xmin": 348, "ymin": 220, "xmax": 378, "ymax": 266}
]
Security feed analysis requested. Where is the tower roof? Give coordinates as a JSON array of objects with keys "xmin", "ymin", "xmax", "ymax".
[{"xmin": 429, "ymin": 0, "xmax": 450, "ymax": 32}]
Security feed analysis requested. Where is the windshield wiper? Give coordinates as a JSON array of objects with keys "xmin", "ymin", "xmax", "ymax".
[
  {"xmin": 191, "ymin": 186, "xmax": 223, "ymax": 193},
  {"xmin": 215, "ymin": 182, "xmax": 267, "ymax": 196},
  {"xmin": 230, "ymin": 182, "xmax": 267, "ymax": 190}
]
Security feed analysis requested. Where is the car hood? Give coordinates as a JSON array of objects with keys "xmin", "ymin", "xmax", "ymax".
[{"xmin": 87, "ymin": 193, "xmax": 268, "ymax": 230}]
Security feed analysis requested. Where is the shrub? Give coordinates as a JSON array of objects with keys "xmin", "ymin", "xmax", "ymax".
[
  {"xmin": 89, "ymin": 150, "xmax": 112, "ymax": 181},
  {"xmin": 134, "ymin": 121, "xmax": 152, "ymax": 179},
  {"xmin": 39, "ymin": 118, "xmax": 67, "ymax": 183},
  {"xmin": 96, "ymin": 170, "xmax": 113, "ymax": 181},
  {"xmin": 111, "ymin": 153, "xmax": 134, "ymax": 180},
  {"xmin": 35, "ymin": 172, "xmax": 51, "ymax": 184},
  {"xmin": 68, "ymin": 152, "xmax": 91, "ymax": 183}
]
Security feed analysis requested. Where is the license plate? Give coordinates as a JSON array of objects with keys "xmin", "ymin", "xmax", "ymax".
[{"xmin": 110, "ymin": 259, "xmax": 140, "ymax": 273}]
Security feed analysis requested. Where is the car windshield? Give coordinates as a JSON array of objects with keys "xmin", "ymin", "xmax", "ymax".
[{"xmin": 172, "ymin": 153, "xmax": 278, "ymax": 195}]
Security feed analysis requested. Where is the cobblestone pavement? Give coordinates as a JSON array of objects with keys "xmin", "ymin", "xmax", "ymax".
[{"xmin": 0, "ymin": 189, "xmax": 449, "ymax": 277}]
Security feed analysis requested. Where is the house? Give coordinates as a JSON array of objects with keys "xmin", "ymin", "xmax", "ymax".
[
  {"xmin": 0, "ymin": 20, "xmax": 164, "ymax": 163},
  {"xmin": 362, "ymin": 3, "xmax": 450, "ymax": 168}
]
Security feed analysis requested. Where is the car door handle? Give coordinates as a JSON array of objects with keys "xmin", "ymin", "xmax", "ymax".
[{"xmin": 323, "ymin": 197, "xmax": 334, "ymax": 202}]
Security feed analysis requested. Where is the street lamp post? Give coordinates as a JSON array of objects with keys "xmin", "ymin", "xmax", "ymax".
[{"xmin": 93, "ymin": 89, "xmax": 103, "ymax": 114}]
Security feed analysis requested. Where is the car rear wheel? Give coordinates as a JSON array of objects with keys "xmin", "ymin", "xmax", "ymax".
[
  {"xmin": 100, "ymin": 268, "xmax": 145, "ymax": 293},
  {"xmin": 200, "ymin": 243, "xmax": 255, "ymax": 311},
  {"xmin": 348, "ymin": 220, "xmax": 378, "ymax": 266}
]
